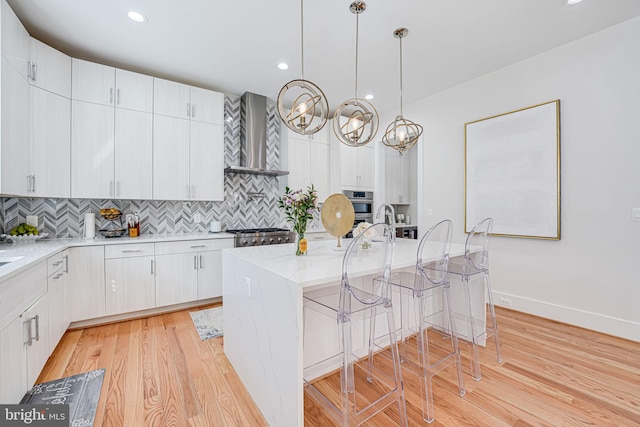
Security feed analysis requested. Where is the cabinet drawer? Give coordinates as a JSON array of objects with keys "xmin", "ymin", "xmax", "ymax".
[
  {"xmin": 105, "ymin": 243, "xmax": 155, "ymax": 259},
  {"xmin": 0, "ymin": 261, "xmax": 47, "ymax": 331},
  {"xmin": 47, "ymin": 251, "xmax": 66, "ymax": 277},
  {"xmin": 155, "ymin": 239, "xmax": 233, "ymax": 256}
]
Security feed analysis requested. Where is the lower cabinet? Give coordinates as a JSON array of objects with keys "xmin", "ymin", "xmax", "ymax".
[
  {"xmin": 0, "ymin": 316, "xmax": 26, "ymax": 403},
  {"xmin": 68, "ymin": 246, "xmax": 105, "ymax": 322},
  {"xmin": 48, "ymin": 249, "xmax": 69, "ymax": 353},
  {"xmin": 155, "ymin": 239, "xmax": 233, "ymax": 306},
  {"xmin": 105, "ymin": 243, "xmax": 156, "ymax": 316},
  {"xmin": 23, "ymin": 293, "xmax": 50, "ymax": 388}
]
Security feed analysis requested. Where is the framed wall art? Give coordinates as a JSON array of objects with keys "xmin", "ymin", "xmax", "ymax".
[{"xmin": 464, "ymin": 100, "xmax": 560, "ymax": 239}]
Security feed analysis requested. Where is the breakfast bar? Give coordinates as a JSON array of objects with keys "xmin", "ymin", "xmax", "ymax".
[{"xmin": 222, "ymin": 238, "xmax": 470, "ymax": 426}]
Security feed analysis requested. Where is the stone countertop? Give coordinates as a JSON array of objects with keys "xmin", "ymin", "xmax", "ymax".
[{"xmin": 0, "ymin": 232, "xmax": 234, "ymax": 283}]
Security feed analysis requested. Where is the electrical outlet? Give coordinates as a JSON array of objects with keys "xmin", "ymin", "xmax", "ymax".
[
  {"xmin": 26, "ymin": 215, "xmax": 38, "ymax": 227},
  {"xmin": 499, "ymin": 297, "xmax": 512, "ymax": 307},
  {"xmin": 245, "ymin": 277, "xmax": 252, "ymax": 298},
  {"xmin": 194, "ymin": 213, "xmax": 202, "ymax": 223}
]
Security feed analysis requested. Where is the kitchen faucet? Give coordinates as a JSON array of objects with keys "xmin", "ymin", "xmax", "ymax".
[{"xmin": 375, "ymin": 204, "xmax": 396, "ymax": 240}]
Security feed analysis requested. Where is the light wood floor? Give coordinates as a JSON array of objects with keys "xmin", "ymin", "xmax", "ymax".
[{"xmin": 39, "ymin": 305, "xmax": 640, "ymax": 426}]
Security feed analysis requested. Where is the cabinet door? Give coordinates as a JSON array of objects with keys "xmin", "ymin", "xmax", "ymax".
[
  {"xmin": 189, "ymin": 121, "xmax": 224, "ymax": 201},
  {"xmin": 115, "ymin": 108, "xmax": 152, "ymax": 199},
  {"xmin": 1, "ymin": 56, "xmax": 30, "ymax": 195},
  {"xmin": 153, "ymin": 115, "xmax": 190, "ymax": 200},
  {"xmin": 30, "ymin": 87, "xmax": 71, "ymax": 198},
  {"xmin": 357, "ymin": 146, "xmax": 375, "ymax": 189},
  {"xmin": 385, "ymin": 155, "xmax": 399, "ymax": 204},
  {"xmin": 29, "ymin": 38, "xmax": 71, "ymax": 97},
  {"xmin": 309, "ymin": 141, "xmax": 330, "ymax": 202},
  {"xmin": 287, "ymin": 137, "xmax": 310, "ymax": 193},
  {"xmin": 71, "ymin": 100, "xmax": 115, "ymax": 198},
  {"xmin": 23, "ymin": 293, "xmax": 50, "ymax": 388},
  {"xmin": 0, "ymin": 316, "xmax": 26, "ymax": 403},
  {"xmin": 339, "ymin": 144, "xmax": 359, "ymax": 188},
  {"xmin": 105, "ymin": 256, "xmax": 156, "ymax": 316},
  {"xmin": 71, "ymin": 58, "xmax": 115, "ymax": 105},
  {"xmin": 189, "ymin": 86, "xmax": 224, "ymax": 124},
  {"xmin": 155, "ymin": 253, "xmax": 198, "ymax": 306},
  {"xmin": 1, "ymin": 0, "xmax": 30, "ymax": 80},
  {"xmin": 197, "ymin": 250, "xmax": 223, "ymax": 299},
  {"xmin": 153, "ymin": 77, "xmax": 190, "ymax": 119},
  {"xmin": 67, "ymin": 246, "xmax": 105, "ymax": 322},
  {"xmin": 48, "ymin": 269, "xmax": 67, "ymax": 353},
  {"xmin": 115, "ymin": 68, "xmax": 153, "ymax": 113}
]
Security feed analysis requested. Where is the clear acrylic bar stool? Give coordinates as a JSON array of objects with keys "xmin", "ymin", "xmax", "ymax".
[
  {"xmin": 387, "ymin": 219, "xmax": 465, "ymax": 423},
  {"xmin": 303, "ymin": 223, "xmax": 408, "ymax": 426},
  {"xmin": 447, "ymin": 217, "xmax": 502, "ymax": 381}
]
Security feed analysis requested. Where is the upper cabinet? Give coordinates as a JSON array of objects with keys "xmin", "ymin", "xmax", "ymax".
[
  {"xmin": 154, "ymin": 78, "xmax": 223, "ymax": 124},
  {"xmin": 385, "ymin": 151, "xmax": 410, "ymax": 205},
  {"xmin": 1, "ymin": 0, "xmax": 30, "ymax": 80},
  {"xmin": 339, "ymin": 143, "xmax": 375, "ymax": 190},
  {"xmin": 288, "ymin": 125, "xmax": 330, "ymax": 202},
  {"xmin": 29, "ymin": 38, "xmax": 71, "ymax": 97},
  {"xmin": 71, "ymin": 59, "xmax": 153, "ymax": 199}
]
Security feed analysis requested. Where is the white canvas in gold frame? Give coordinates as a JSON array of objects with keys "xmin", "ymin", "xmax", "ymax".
[{"xmin": 464, "ymin": 100, "xmax": 560, "ymax": 240}]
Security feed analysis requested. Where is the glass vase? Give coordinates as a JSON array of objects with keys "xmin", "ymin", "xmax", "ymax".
[{"xmin": 295, "ymin": 232, "xmax": 308, "ymax": 256}]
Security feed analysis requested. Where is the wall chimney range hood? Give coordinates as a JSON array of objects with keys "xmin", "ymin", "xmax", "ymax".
[{"xmin": 224, "ymin": 92, "xmax": 289, "ymax": 177}]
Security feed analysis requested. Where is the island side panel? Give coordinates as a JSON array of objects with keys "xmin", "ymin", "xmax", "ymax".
[{"xmin": 223, "ymin": 250, "xmax": 303, "ymax": 427}]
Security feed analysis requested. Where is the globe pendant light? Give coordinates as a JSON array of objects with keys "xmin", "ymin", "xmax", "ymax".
[
  {"xmin": 277, "ymin": 0, "xmax": 329, "ymax": 135},
  {"xmin": 333, "ymin": 1, "xmax": 378, "ymax": 147},
  {"xmin": 382, "ymin": 28, "xmax": 423, "ymax": 155}
]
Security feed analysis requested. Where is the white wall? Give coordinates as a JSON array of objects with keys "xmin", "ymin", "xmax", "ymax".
[{"xmin": 405, "ymin": 17, "xmax": 640, "ymax": 341}]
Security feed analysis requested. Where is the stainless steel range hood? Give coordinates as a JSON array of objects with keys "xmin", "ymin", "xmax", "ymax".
[{"xmin": 224, "ymin": 92, "xmax": 289, "ymax": 177}]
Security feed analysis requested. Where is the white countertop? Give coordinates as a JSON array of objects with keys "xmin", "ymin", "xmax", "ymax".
[{"xmin": 0, "ymin": 232, "xmax": 234, "ymax": 283}]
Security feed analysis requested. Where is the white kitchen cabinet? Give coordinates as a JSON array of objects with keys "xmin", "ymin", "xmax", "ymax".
[
  {"xmin": 154, "ymin": 77, "xmax": 224, "ymax": 124},
  {"xmin": 385, "ymin": 153, "xmax": 410, "ymax": 205},
  {"xmin": 71, "ymin": 59, "xmax": 115, "ymax": 106},
  {"xmin": 47, "ymin": 250, "xmax": 69, "ymax": 353},
  {"xmin": 1, "ymin": 55, "xmax": 30, "ymax": 195},
  {"xmin": 189, "ymin": 121, "xmax": 224, "ymax": 201},
  {"xmin": 339, "ymin": 143, "xmax": 374, "ymax": 190},
  {"xmin": 29, "ymin": 38, "xmax": 71, "ymax": 97},
  {"xmin": 23, "ymin": 293, "xmax": 50, "ymax": 388},
  {"xmin": 288, "ymin": 127, "xmax": 330, "ymax": 202},
  {"xmin": 71, "ymin": 100, "xmax": 115, "ymax": 198},
  {"xmin": 115, "ymin": 108, "xmax": 153, "ymax": 199},
  {"xmin": 153, "ymin": 115, "xmax": 190, "ymax": 200},
  {"xmin": 29, "ymin": 87, "xmax": 71, "ymax": 198},
  {"xmin": 2, "ymin": 0, "xmax": 30, "ymax": 81},
  {"xmin": 0, "ymin": 316, "xmax": 26, "ymax": 402},
  {"xmin": 105, "ymin": 244, "xmax": 156, "ymax": 316},
  {"xmin": 67, "ymin": 246, "xmax": 105, "ymax": 322},
  {"xmin": 114, "ymin": 68, "xmax": 153, "ymax": 112},
  {"xmin": 155, "ymin": 239, "xmax": 232, "ymax": 305}
]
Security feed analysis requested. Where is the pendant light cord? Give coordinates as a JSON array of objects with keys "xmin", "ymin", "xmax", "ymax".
[
  {"xmin": 300, "ymin": 0, "xmax": 305, "ymax": 80},
  {"xmin": 399, "ymin": 36, "xmax": 404, "ymax": 116},
  {"xmin": 354, "ymin": 12, "xmax": 359, "ymax": 100}
]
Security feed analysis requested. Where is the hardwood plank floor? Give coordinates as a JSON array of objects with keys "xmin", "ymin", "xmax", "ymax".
[{"xmin": 38, "ymin": 306, "xmax": 640, "ymax": 426}]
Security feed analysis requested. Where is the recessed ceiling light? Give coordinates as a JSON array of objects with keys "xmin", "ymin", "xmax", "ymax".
[
  {"xmin": 127, "ymin": 10, "xmax": 147, "ymax": 23},
  {"xmin": 277, "ymin": 63, "xmax": 289, "ymax": 70},
  {"xmin": 566, "ymin": 0, "xmax": 584, "ymax": 5},
  {"xmin": 365, "ymin": 94, "xmax": 374, "ymax": 100}
]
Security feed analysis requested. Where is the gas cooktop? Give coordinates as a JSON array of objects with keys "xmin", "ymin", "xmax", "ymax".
[{"xmin": 226, "ymin": 228, "xmax": 296, "ymax": 247}]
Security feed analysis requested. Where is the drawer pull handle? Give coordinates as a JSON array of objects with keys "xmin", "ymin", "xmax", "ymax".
[
  {"xmin": 193, "ymin": 255, "xmax": 197, "ymax": 270},
  {"xmin": 121, "ymin": 249, "xmax": 142, "ymax": 253},
  {"xmin": 53, "ymin": 260, "xmax": 63, "ymax": 266},
  {"xmin": 190, "ymin": 245, "xmax": 206, "ymax": 249}
]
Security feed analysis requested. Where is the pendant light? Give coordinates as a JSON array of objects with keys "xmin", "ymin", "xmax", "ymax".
[
  {"xmin": 277, "ymin": 0, "xmax": 329, "ymax": 135},
  {"xmin": 382, "ymin": 28, "xmax": 423, "ymax": 155},
  {"xmin": 333, "ymin": 1, "xmax": 378, "ymax": 147}
]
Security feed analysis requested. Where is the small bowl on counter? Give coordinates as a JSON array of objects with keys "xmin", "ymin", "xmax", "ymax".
[{"xmin": 98, "ymin": 228, "xmax": 127, "ymax": 238}]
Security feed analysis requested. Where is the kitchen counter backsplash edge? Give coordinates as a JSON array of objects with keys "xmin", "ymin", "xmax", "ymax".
[{"xmin": 0, "ymin": 232, "xmax": 234, "ymax": 283}]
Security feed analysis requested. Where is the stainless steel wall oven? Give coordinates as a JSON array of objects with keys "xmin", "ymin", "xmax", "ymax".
[{"xmin": 343, "ymin": 190, "xmax": 374, "ymax": 236}]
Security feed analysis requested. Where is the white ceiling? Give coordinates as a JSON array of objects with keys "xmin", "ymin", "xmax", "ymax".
[{"xmin": 8, "ymin": 0, "xmax": 640, "ymax": 116}]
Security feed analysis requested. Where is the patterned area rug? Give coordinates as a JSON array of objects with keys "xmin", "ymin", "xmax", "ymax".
[
  {"xmin": 190, "ymin": 307, "xmax": 223, "ymax": 340},
  {"xmin": 20, "ymin": 368, "xmax": 105, "ymax": 426}
]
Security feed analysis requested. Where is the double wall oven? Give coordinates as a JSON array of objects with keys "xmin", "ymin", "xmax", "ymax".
[{"xmin": 343, "ymin": 190, "xmax": 374, "ymax": 236}]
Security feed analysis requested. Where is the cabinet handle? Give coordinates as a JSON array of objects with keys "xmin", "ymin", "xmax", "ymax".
[
  {"xmin": 191, "ymin": 104, "xmax": 196, "ymax": 118},
  {"xmin": 53, "ymin": 273, "xmax": 63, "ymax": 280},
  {"xmin": 53, "ymin": 260, "xmax": 63, "ymax": 267},
  {"xmin": 121, "ymin": 249, "xmax": 142, "ymax": 253},
  {"xmin": 110, "ymin": 87, "xmax": 114, "ymax": 104},
  {"xmin": 190, "ymin": 245, "xmax": 206, "ymax": 248},
  {"xmin": 24, "ymin": 317, "xmax": 33, "ymax": 346},
  {"xmin": 117, "ymin": 88, "xmax": 121, "ymax": 105},
  {"xmin": 27, "ymin": 61, "xmax": 33, "ymax": 80},
  {"xmin": 199, "ymin": 255, "xmax": 203, "ymax": 269},
  {"xmin": 193, "ymin": 255, "xmax": 197, "ymax": 270},
  {"xmin": 32, "ymin": 175, "xmax": 36, "ymax": 192},
  {"xmin": 32, "ymin": 62, "xmax": 37, "ymax": 81},
  {"xmin": 34, "ymin": 315, "xmax": 40, "ymax": 342},
  {"xmin": 26, "ymin": 175, "xmax": 31, "ymax": 192},
  {"xmin": 150, "ymin": 259, "xmax": 154, "ymax": 275},
  {"xmin": 187, "ymin": 103, "xmax": 191, "ymax": 118},
  {"xmin": 64, "ymin": 254, "xmax": 69, "ymax": 273}
]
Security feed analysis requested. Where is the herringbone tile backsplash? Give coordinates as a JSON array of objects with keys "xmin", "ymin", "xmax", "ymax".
[{"xmin": 0, "ymin": 95, "xmax": 301, "ymax": 238}]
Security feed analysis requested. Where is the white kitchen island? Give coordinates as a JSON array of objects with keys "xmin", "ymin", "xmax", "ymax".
[{"xmin": 222, "ymin": 238, "xmax": 470, "ymax": 426}]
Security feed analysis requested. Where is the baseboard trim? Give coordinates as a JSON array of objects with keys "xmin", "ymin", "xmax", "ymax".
[{"xmin": 492, "ymin": 291, "xmax": 639, "ymax": 343}]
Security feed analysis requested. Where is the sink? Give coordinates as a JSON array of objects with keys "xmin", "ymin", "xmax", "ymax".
[{"xmin": 0, "ymin": 256, "xmax": 24, "ymax": 267}]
